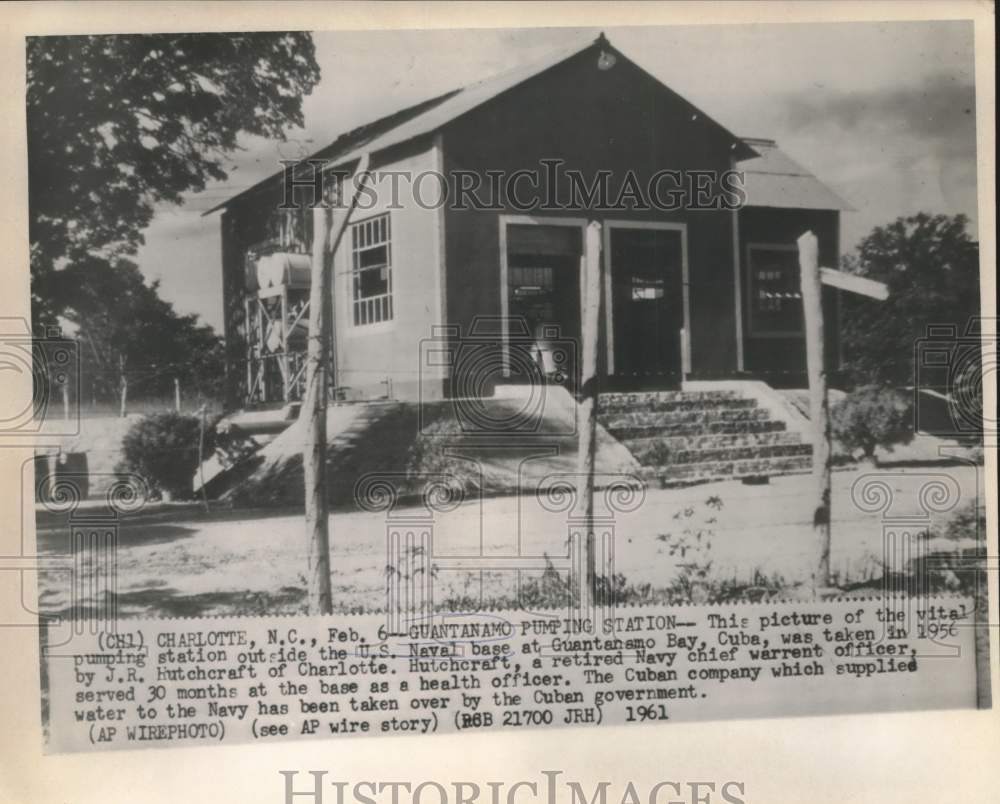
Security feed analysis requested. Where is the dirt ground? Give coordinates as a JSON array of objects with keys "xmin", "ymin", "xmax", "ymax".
[{"xmin": 35, "ymin": 463, "xmax": 984, "ymax": 619}]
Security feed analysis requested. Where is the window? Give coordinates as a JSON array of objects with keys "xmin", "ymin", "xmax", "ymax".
[
  {"xmin": 351, "ymin": 213, "xmax": 392, "ymax": 326},
  {"xmin": 747, "ymin": 244, "xmax": 803, "ymax": 336}
]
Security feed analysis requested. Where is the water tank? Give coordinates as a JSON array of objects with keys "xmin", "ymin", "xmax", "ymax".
[{"xmin": 256, "ymin": 252, "xmax": 312, "ymax": 290}]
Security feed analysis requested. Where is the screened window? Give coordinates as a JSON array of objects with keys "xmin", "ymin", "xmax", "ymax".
[
  {"xmin": 747, "ymin": 245, "xmax": 803, "ymax": 335},
  {"xmin": 351, "ymin": 214, "xmax": 392, "ymax": 326}
]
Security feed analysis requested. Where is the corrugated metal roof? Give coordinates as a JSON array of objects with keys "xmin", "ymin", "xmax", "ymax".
[
  {"xmin": 206, "ymin": 34, "xmax": 754, "ymax": 215},
  {"xmin": 737, "ymin": 137, "xmax": 852, "ymax": 211}
]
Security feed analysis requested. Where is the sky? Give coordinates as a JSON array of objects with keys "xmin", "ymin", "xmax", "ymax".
[{"xmin": 134, "ymin": 21, "xmax": 978, "ymax": 332}]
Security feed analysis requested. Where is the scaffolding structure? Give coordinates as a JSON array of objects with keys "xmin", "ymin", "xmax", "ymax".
[{"xmin": 244, "ymin": 244, "xmax": 312, "ymax": 405}]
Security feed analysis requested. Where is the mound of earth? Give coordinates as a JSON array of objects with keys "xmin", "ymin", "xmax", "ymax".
[{"xmin": 215, "ymin": 390, "xmax": 638, "ymax": 510}]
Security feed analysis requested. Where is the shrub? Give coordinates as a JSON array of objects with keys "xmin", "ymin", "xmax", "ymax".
[
  {"xmin": 119, "ymin": 412, "xmax": 205, "ymax": 500},
  {"xmin": 831, "ymin": 385, "xmax": 914, "ymax": 463}
]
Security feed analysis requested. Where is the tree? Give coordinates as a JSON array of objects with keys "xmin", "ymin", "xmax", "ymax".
[
  {"xmin": 27, "ymin": 32, "xmax": 320, "ymax": 327},
  {"xmin": 840, "ymin": 213, "xmax": 980, "ymax": 387},
  {"xmin": 57, "ymin": 258, "xmax": 225, "ymax": 410}
]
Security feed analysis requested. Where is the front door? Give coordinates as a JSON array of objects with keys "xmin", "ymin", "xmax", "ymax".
[
  {"xmin": 505, "ymin": 223, "xmax": 583, "ymax": 385},
  {"xmin": 608, "ymin": 225, "xmax": 686, "ymax": 385}
]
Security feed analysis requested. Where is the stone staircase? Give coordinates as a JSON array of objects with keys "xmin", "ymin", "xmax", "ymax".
[{"xmin": 598, "ymin": 389, "xmax": 812, "ymax": 487}]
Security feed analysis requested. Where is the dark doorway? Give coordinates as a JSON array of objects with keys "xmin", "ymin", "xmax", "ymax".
[
  {"xmin": 505, "ymin": 223, "xmax": 583, "ymax": 385},
  {"xmin": 609, "ymin": 225, "xmax": 685, "ymax": 385}
]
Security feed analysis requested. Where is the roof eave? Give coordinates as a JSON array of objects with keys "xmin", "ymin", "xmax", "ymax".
[{"xmin": 205, "ymin": 34, "xmax": 762, "ymax": 215}]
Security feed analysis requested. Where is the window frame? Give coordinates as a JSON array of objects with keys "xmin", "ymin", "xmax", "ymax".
[
  {"xmin": 350, "ymin": 212, "xmax": 393, "ymax": 328},
  {"xmin": 746, "ymin": 242, "xmax": 804, "ymax": 338}
]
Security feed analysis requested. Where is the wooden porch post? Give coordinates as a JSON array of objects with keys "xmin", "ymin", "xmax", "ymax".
[
  {"xmin": 797, "ymin": 230, "xmax": 831, "ymax": 589},
  {"xmin": 577, "ymin": 220, "xmax": 603, "ymax": 611}
]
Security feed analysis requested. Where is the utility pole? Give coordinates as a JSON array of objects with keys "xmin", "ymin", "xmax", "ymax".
[
  {"xmin": 174, "ymin": 377, "xmax": 181, "ymax": 412},
  {"xmin": 576, "ymin": 220, "xmax": 603, "ymax": 611},
  {"xmin": 798, "ymin": 230, "xmax": 831, "ymax": 590},
  {"xmin": 302, "ymin": 154, "xmax": 371, "ymax": 615}
]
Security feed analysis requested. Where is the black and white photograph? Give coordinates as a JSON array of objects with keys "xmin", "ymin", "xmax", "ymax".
[{"xmin": 1, "ymin": 3, "xmax": 996, "ymax": 801}]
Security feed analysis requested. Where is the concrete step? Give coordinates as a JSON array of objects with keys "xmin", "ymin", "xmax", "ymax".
[
  {"xmin": 598, "ymin": 386, "xmax": 811, "ymax": 486},
  {"xmin": 639, "ymin": 454, "xmax": 813, "ymax": 488},
  {"xmin": 600, "ymin": 406, "xmax": 771, "ymax": 432},
  {"xmin": 623, "ymin": 429, "xmax": 802, "ymax": 457},
  {"xmin": 599, "ymin": 390, "xmax": 740, "ymax": 409},
  {"xmin": 630, "ymin": 440, "xmax": 812, "ymax": 467},
  {"xmin": 599, "ymin": 395, "xmax": 756, "ymax": 415},
  {"xmin": 606, "ymin": 418, "xmax": 787, "ymax": 440}
]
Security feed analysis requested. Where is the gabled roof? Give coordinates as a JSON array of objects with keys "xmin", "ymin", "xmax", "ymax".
[
  {"xmin": 737, "ymin": 137, "xmax": 852, "ymax": 211},
  {"xmin": 202, "ymin": 88, "xmax": 461, "ymax": 215},
  {"xmin": 206, "ymin": 33, "xmax": 754, "ymax": 215}
]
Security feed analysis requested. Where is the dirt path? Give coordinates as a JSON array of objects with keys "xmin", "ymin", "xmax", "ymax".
[{"xmin": 36, "ymin": 464, "xmax": 983, "ymax": 618}]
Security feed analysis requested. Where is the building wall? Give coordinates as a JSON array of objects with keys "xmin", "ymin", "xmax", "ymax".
[
  {"xmin": 439, "ymin": 46, "xmax": 744, "ymax": 388},
  {"xmin": 737, "ymin": 206, "xmax": 841, "ymax": 384},
  {"xmin": 332, "ymin": 139, "xmax": 446, "ymax": 401}
]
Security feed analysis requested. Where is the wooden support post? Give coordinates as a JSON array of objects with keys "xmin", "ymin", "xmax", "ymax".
[
  {"xmin": 280, "ymin": 285, "xmax": 290, "ymax": 400},
  {"xmin": 301, "ymin": 154, "xmax": 371, "ymax": 616},
  {"xmin": 576, "ymin": 220, "xmax": 603, "ymax": 611},
  {"xmin": 303, "ymin": 202, "xmax": 335, "ymax": 615},
  {"xmin": 798, "ymin": 230, "xmax": 831, "ymax": 590},
  {"xmin": 257, "ymin": 299, "xmax": 266, "ymax": 402},
  {"xmin": 197, "ymin": 403, "xmax": 210, "ymax": 513},
  {"xmin": 245, "ymin": 297, "xmax": 253, "ymax": 404},
  {"xmin": 118, "ymin": 354, "xmax": 127, "ymax": 418}
]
